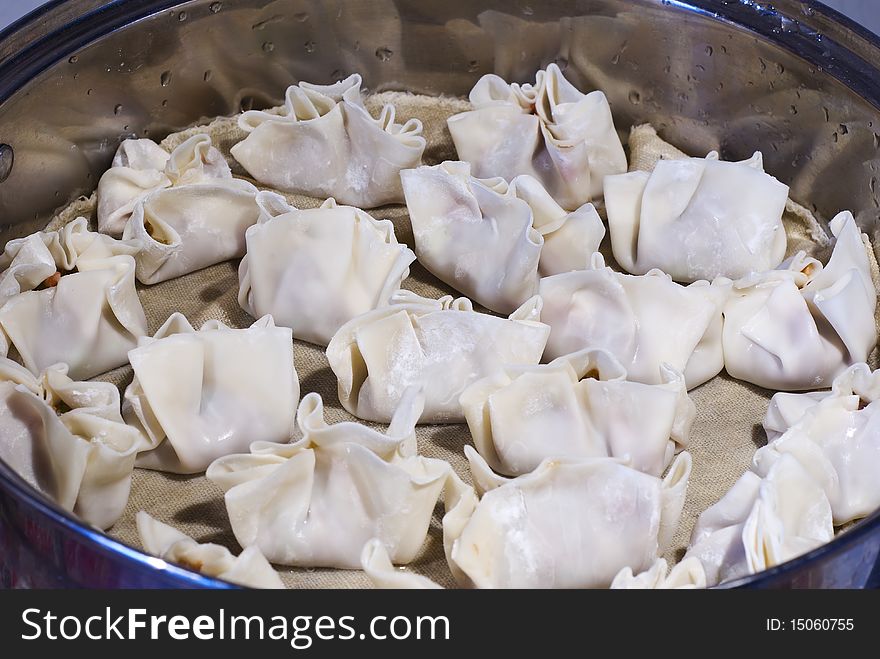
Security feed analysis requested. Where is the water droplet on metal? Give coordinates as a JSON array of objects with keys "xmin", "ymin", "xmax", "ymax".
[
  {"xmin": 628, "ymin": 90, "xmax": 641, "ymax": 104},
  {"xmin": 86, "ymin": 88, "xmax": 92, "ymax": 95},
  {"xmin": 775, "ymin": 63, "xmax": 784, "ymax": 75},
  {"xmin": 304, "ymin": 40, "xmax": 316, "ymax": 53},
  {"xmin": 0, "ymin": 144, "xmax": 14, "ymax": 183},
  {"xmin": 375, "ymin": 46, "xmax": 393, "ymax": 61},
  {"xmin": 209, "ymin": 2, "xmax": 222, "ymax": 14},
  {"xmin": 68, "ymin": 55, "xmax": 78, "ymax": 64},
  {"xmin": 789, "ymin": 105, "xmax": 797, "ymax": 115},
  {"xmin": 161, "ymin": 99, "xmax": 168, "ymax": 107},
  {"xmin": 160, "ymin": 70, "xmax": 172, "ymax": 87},
  {"xmin": 178, "ymin": 11, "xmax": 187, "ymax": 21},
  {"xmin": 114, "ymin": 104, "xmax": 123, "ymax": 115},
  {"xmin": 203, "ymin": 70, "xmax": 213, "ymax": 82},
  {"xmin": 839, "ymin": 123, "xmax": 849, "ymax": 135},
  {"xmin": 262, "ymin": 41, "xmax": 275, "ymax": 53},
  {"xmin": 705, "ymin": 45, "xmax": 713, "ymax": 56}
]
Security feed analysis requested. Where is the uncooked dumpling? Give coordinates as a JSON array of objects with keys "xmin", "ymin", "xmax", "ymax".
[
  {"xmin": 0, "ymin": 358, "xmax": 147, "ymax": 529},
  {"xmin": 722, "ymin": 211, "xmax": 877, "ymax": 391},
  {"xmin": 326, "ymin": 290, "xmax": 550, "ymax": 423},
  {"xmin": 604, "ymin": 150, "xmax": 788, "ymax": 282},
  {"xmin": 401, "ymin": 160, "xmax": 604, "ymax": 313},
  {"xmin": 460, "ymin": 348, "xmax": 694, "ymax": 477},
  {"xmin": 539, "ymin": 253, "xmax": 726, "ymax": 389},
  {"xmin": 124, "ymin": 313, "xmax": 299, "ymax": 474},
  {"xmin": 447, "ymin": 63, "xmax": 626, "ymax": 209},
  {"xmin": 611, "ymin": 557, "xmax": 707, "ymax": 589},
  {"xmin": 238, "ymin": 191, "xmax": 415, "ymax": 346},
  {"xmin": 231, "ymin": 74, "xmax": 425, "ymax": 207}
]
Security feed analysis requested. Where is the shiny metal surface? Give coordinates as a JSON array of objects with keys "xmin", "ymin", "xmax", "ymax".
[{"xmin": 1, "ymin": 0, "xmax": 880, "ymax": 588}]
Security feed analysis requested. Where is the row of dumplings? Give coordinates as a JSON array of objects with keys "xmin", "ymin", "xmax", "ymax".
[{"xmin": 0, "ymin": 62, "xmax": 877, "ymax": 588}]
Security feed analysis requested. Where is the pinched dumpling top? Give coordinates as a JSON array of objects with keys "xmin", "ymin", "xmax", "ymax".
[
  {"xmin": 447, "ymin": 63, "xmax": 626, "ymax": 209},
  {"xmin": 231, "ymin": 74, "xmax": 425, "ymax": 208},
  {"xmin": 605, "ymin": 150, "xmax": 789, "ymax": 283}
]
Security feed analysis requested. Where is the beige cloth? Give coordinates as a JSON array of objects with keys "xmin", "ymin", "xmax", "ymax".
[{"xmin": 40, "ymin": 95, "xmax": 868, "ymax": 588}]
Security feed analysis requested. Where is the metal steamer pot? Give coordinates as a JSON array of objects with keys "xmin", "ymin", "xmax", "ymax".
[{"xmin": 0, "ymin": 0, "xmax": 879, "ymax": 589}]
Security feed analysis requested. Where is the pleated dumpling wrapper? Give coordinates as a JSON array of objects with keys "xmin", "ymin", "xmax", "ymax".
[
  {"xmin": 121, "ymin": 135, "xmax": 260, "ymax": 285},
  {"xmin": 0, "ymin": 358, "xmax": 147, "ymax": 529},
  {"xmin": 124, "ymin": 313, "xmax": 299, "ymax": 474},
  {"xmin": 447, "ymin": 63, "xmax": 626, "ymax": 209},
  {"xmin": 0, "ymin": 216, "xmax": 146, "ymax": 379},
  {"xmin": 136, "ymin": 512, "xmax": 283, "ymax": 589},
  {"xmin": 326, "ymin": 290, "xmax": 550, "ymax": 424},
  {"xmin": 539, "ymin": 253, "xmax": 727, "ymax": 389},
  {"xmin": 683, "ymin": 454, "xmax": 833, "ymax": 586},
  {"xmin": 605, "ymin": 150, "xmax": 788, "ymax": 282},
  {"xmin": 756, "ymin": 363, "xmax": 880, "ymax": 525},
  {"xmin": 206, "ymin": 388, "xmax": 464, "ymax": 569},
  {"xmin": 611, "ymin": 557, "xmax": 707, "ymax": 589},
  {"xmin": 230, "ymin": 74, "xmax": 425, "ymax": 208},
  {"xmin": 97, "ymin": 133, "xmax": 235, "ymax": 237},
  {"xmin": 401, "ymin": 161, "xmax": 604, "ymax": 314},
  {"xmin": 238, "ymin": 191, "xmax": 415, "ymax": 346},
  {"xmin": 460, "ymin": 348, "xmax": 694, "ymax": 477},
  {"xmin": 441, "ymin": 447, "xmax": 691, "ymax": 588},
  {"xmin": 722, "ymin": 211, "xmax": 877, "ymax": 391}
]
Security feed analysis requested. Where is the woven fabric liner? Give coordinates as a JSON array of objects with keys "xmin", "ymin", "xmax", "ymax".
[{"xmin": 44, "ymin": 92, "xmax": 879, "ymax": 589}]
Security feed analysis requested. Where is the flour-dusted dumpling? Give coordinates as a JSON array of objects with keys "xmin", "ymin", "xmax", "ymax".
[
  {"xmin": 401, "ymin": 161, "xmax": 604, "ymax": 313},
  {"xmin": 238, "ymin": 192, "xmax": 415, "ymax": 346},
  {"xmin": 97, "ymin": 134, "xmax": 234, "ymax": 237},
  {"xmin": 447, "ymin": 63, "xmax": 626, "ymax": 209},
  {"xmin": 206, "ymin": 388, "xmax": 462, "ymax": 568},
  {"xmin": 442, "ymin": 448, "xmax": 691, "ymax": 588},
  {"xmin": 230, "ymin": 75, "xmax": 425, "ymax": 208},
  {"xmin": 96, "ymin": 139, "xmax": 172, "ymax": 236},
  {"xmin": 684, "ymin": 454, "xmax": 833, "ymax": 586},
  {"xmin": 611, "ymin": 557, "xmax": 707, "ymax": 589},
  {"xmin": 326, "ymin": 291, "xmax": 550, "ymax": 423},
  {"xmin": 0, "ymin": 358, "xmax": 146, "ymax": 529},
  {"xmin": 754, "ymin": 363, "xmax": 880, "ymax": 524},
  {"xmin": 722, "ymin": 211, "xmax": 877, "ymax": 391},
  {"xmin": 119, "ymin": 135, "xmax": 260, "ymax": 284},
  {"xmin": 136, "ymin": 512, "xmax": 283, "ymax": 589},
  {"xmin": 539, "ymin": 253, "xmax": 726, "ymax": 389},
  {"xmin": 605, "ymin": 150, "xmax": 788, "ymax": 282},
  {"xmin": 460, "ymin": 348, "xmax": 694, "ymax": 477},
  {"xmin": 0, "ymin": 217, "xmax": 147, "ymax": 379},
  {"xmin": 124, "ymin": 313, "xmax": 299, "ymax": 474}
]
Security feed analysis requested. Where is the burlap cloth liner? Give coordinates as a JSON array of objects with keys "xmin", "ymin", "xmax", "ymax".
[{"xmin": 44, "ymin": 93, "xmax": 879, "ymax": 588}]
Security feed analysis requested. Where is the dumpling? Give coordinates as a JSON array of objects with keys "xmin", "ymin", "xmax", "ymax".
[
  {"xmin": 604, "ymin": 150, "xmax": 788, "ymax": 282},
  {"xmin": 230, "ymin": 74, "xmax": 425, "ymax": 208},
  {"xmin": 401, "ymin": 161, "xmax": 604, "ymax": 313},
  {"xmin": 238, "ymin": 191, "xmax": 415, "ymax": 346},
  {"xmin": 136, "ymin": 512, "xmax": 283, "ymax": 589},
  {"xmin": 124, "ymin": 313, "xmax": 299, "ymax": 474},
  {"xmin": 0, "ymin": 358, "xmax": 146, "ymax": 529},
  {"xmin": 722, "ymin": 211, "xmax": 877, "ymax": 391},
  {"xmin": 97, "ymin": 134, "xmax": 234, "ymax": 237},
  {"xmin": 539, "ymin": 253, "xmax": 726, "ymax": 389},
  {"xmin": 326, "ymin": 291, "xmax": 550, "ymax": 423},
  {"xmin": 0, "ymin": 217, "xmax": 147, "ymax": 379},
  {"xmin": 442, "ymin": 448, "xmax": 692, "ymax": 588},
  {"xmin": 754, "ymin": 363, "xmax": 880, "ymax": 524},
  {"xmin": 459, "ymin": 348, "xmax": 694, "ymax": 477},
  {"xmin": 206, "ymin": 388, "xmax": 461, "ymax": 568},
  {"xmin": 684, "ymin": 454, "xmax": 833, "ymax": 586},
  {"xmin": 447, "ymin": 63, "xmax": 626, "ymax": 209},
  {"xmin": 96, "ymin": 139, "xmax": 172, "ymax": 236},
  {"xmin": 360, "ymin": 539, "xmax": 444, "ymax": 589},
  {"xmin": 611, "ymin": 557, "xmax": 707, "ymax": 589},
  {"xmin": 121, "ymin": 135, "xmax": 260, "ymax": 284}
]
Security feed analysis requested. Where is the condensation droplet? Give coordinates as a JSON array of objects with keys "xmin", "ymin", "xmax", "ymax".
[
  {"xmin": 775, "ymin": 63, "xmax": 785, "ymax": 74},
  {"xmin": 262, "ymin": 41, "xmax": 275, "ymax": 53},
  {"xmin": 628, "ymin": 90, "xmax": 641, "ymax": 105},
  {"xmin": 375, "ymin": 46, "xmax": 393, "ymax": 61},
  {"xmin": 0, "ymin": 144, "xmax": 14, "ymax": 183},
  {"xmin": 822, "ymin": 106, "xmax": 829, "ymax": 122},
  {"xmin": 178, "ymin": 11, "xmax": 187, "ymax": 22},
  {"xmin": 86, "ymin": 88, "xmax": 92, "ymax": 95},
  {"xmin": 789, "ymin": 105, "xmax": 797, "ymax": 115},
  {"xmin": 467, "ymin": 60, "xmax": 479, "ymax": 73},
  {"xmin": 161, "ymin": 99, "xmax": 168, "ymax": 107},
  {"xmin": 611, "ymin": 53, "xmax": 620, "ymax": 65},
  {"xmin": 832, "ymin": 131, "xmax": 839, "ymax": 143},
  {"xmin": 758, "ymin": 57, "xmax": 767, "ymax": 72},
  {"xmin": 209, "ymin": 2, "xmax": 222, "ymax": 13},
  {"xmin": 705, "ymin": 45, "xmax": 713, "ymax": 56},
  {"xmin": 160, "ymin": 70, "xmax": 172, "ymax": 87},
  {"xmin": 114, "ymin": 104, "xmax": 123, "ymax": 115},
  {"xmin": 68, "ymin": 55, "xmax": 78, "ymax": 64},
  {"xmin": 839, "ymin": 123, "xmax": 849, "ymax": 135},
  {"xmin": 203, "ymin": 70, "xmax": 213, "ymax": 82},
  {"xmin": 304, "ymin": 40, "xmax": 316, "ymax": 53}
]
